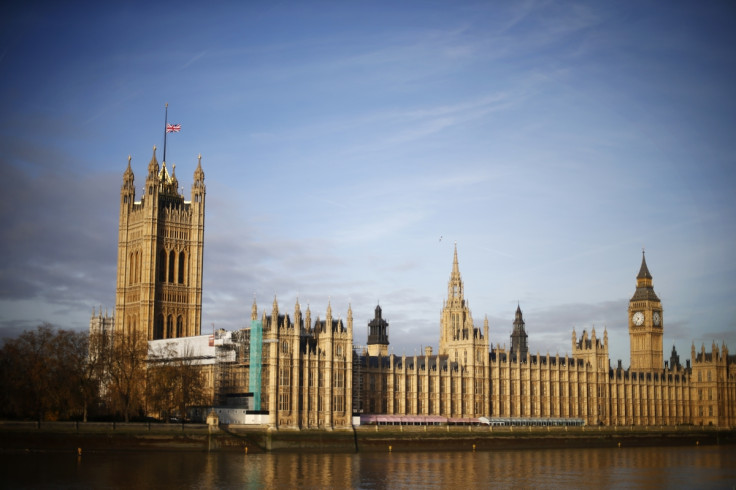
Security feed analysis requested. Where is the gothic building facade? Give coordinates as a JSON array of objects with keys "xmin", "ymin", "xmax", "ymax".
[
  {"xmin": 104, "ymin": 150, "xmax": 735, "ymax": 428},
  {"xmin": 355, "ymin": 247, "xmax": 736, "ymax": 427},
  {"xmin": 114, "ymin": 148, "xmax": 205, "ymax": 341}
]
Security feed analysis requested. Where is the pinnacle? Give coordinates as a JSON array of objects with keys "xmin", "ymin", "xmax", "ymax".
[
  {"xmin": 637, "ymin": 250, "xmax": 652, "ymax": 280},
  {"xmin": 147, "ymin": 146, "xmax": 159, "ymax": 174}
]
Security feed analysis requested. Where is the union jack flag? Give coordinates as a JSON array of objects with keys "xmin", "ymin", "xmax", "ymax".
[{"xmin": 166, "ymin": 123, "xmax": 181, "ymax": 133}]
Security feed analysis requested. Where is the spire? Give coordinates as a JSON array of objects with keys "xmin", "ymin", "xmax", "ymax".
[
  {"xmin": 251, "ymin": 295, "xmax": 258, "ymax": 321},
  {"xmin": 452, "ymin": 242, "xmax": 460, "ymax": 277},
  {"xmin": 123, "ymin": 155, "xmax": 134, "ymax": 183},
  {"xmin": 294, "ymin": 298, "xmax": 302, "ymax": 329},
  {"xmin": 159, "ymin": 161, "xmax": 170, "ymax": 182},
  {"xmin": 510, "ymin": 304, "xmax": 528, "ymax": 359},
  {"xmin": 637, "ymin": 250, "xmax": 652, "ymax": 280},
  {"xmin": 194, "ymin": 153, "xmax": 205, "ymax": 183},
  {"xmin": 447, "ymin": 243, "xmax": 463, "ymax": 301},
  {"xmin": 170, "ymin": 163, "xmax": 178, "ymax": 189},
  {"xmin": 632, "ymin": 250, "xmax": 659, "ymax": 301},
  {"xmin": 147, "ymin": 145, "xmax": 159, "ymax": 178},
  {"xmin": 270, "ymin": 295, "xmax": 279, "ymax": 331}
]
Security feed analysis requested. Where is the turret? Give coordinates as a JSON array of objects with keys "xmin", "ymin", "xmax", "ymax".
[
  {"xmin": 510, "ymin": 304, "xmax": 528, "ymax": 360},
  {"xmin": 367, "ymin": 303, "xmax": 389, "ymax": 357},
  {"xmin": 121, "ymin": 155, "xmax": 135, "ymax": 210},
  {"xmin": 191, "ymin": 154, "xmax": 205, "ymax": 204},
  {"xmin": 294, "ymin": 298, "xmax": 302, "ymax": 330}
]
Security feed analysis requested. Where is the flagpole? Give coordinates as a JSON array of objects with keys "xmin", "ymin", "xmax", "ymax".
[{"xmin": 163, "ymin": 103, "xmax": 169, "ymax": 163}]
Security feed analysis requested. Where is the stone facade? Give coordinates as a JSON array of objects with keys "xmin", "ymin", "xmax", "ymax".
[
  {"xmin": 108, "ymin": 150, "xmax": 734, "ymax": 428},
  {"xmin": 356, "ymin": 246, "xmax": 736, "ymax": 428},
  {"xmin": 259, "ymin": 298, "xmax": 354, "ymax": 429},
  {"xmin": 114, "ymin": 148, "xmax": 205, "ymax": 341}
]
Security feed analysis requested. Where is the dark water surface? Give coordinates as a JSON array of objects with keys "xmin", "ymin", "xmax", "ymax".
[{"xmin": 2, "ymin": 445, "xmax": 735, "ymax": 489}]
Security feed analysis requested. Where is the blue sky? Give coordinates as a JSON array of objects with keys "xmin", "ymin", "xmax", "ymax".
[{"xmin": 1, "ymin": 1, "xmax": 734, "ymax": 364}]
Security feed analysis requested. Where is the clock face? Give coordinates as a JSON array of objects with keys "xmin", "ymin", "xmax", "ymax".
[
  {"xmin": 653, "ymin": 312, "xmax": 661, "ymax": 326},
  {"xmin": 632, "ymin": 311, "xmax": 644, "ymax": 326}
]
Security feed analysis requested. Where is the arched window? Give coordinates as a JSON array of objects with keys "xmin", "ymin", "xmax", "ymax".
[
  {"xmin": 158, "ymin": 250, "xmax": 167, "ymax": 282},
  {"xmin": 178, "ymin": 251, "xmax": 185, "ymax": 284},
  {"xmin": 176, "ymin": 316, "xmax": 183, "ymax": 337},
  {"xmin": 168, "ymin": 251, "xmax": 175, "ymax": 283},
  {"xmin": 154, "ymin": 314, "xmax": 164, "ymax": 340},
  {"xmin": 136, "ymin": 251, "xmax": 141, "ymax": 283},
  {"xmin": 129, "ymin": 252, "xmax": 134, "ymax": 285},
  {"xmin": 166, "ymin": 315, "xmax": 174, "ymax": 338}
]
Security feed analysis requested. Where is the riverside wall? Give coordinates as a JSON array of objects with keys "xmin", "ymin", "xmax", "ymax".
[{"xmin": 1, "ymin": 421, "xmax": 733, "ymax": 454}]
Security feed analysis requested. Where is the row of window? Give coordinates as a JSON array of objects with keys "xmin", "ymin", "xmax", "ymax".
[
  {"xmin": 278, "ymin": 393, "xmax": 346, "ymax": 412},
  {"xmin": 127, "ymin": 249, "xmax": 188, "ymax": 285},
  {"xmin": 153, "ymin": 314, "xmax": 186, "ymax": 339},
  {"xmin": 281, "ymin": 366, "xmax": 345, "ymax": 388},
  {"xmin": 158, "ymin": 249, "xmax": 187, "ymax": 284}
]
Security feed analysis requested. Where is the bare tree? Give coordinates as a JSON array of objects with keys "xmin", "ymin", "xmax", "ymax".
[
  {"xmin": 106, "ymin": 330, "xmax": 147, "ymax": 422},
  {"xmin": 0, "ymin": 325, "xmax": 104, "ymax": 421},
  {"xmin": 0, "ymin": 325, "xmax": 56, "ymax": 420},
  {"xmin": 147, "ymin": 342, "xmax": 209, "ymax": 421}
]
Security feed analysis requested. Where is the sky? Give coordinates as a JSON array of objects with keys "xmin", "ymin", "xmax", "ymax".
[{"xmin": 1, "ymin": 1, "xmax": 735, "ymax": 365}]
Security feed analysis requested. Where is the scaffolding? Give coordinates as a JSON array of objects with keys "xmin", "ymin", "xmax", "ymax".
[
  {"xmin": 248, "ymin": 320, "xmax": 263, "ymax": 410},
  {"xmin": 213, "ymin": 328, "xmax": 251, "ymax": 406},
  {"xmin": 352, "ymin": 345, "xmax": 366, "ymax": 414},
  {"xmin": 214, "ymin": 341, "xmax": 236, "ymax": 406}
]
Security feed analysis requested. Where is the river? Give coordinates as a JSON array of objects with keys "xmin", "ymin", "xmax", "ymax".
[{"xmin": 2, "ymin": 445, "xmax": 735, "ymax": 488}]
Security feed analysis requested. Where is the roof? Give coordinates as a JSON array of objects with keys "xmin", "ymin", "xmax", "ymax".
[{"xmin": 637, "ymin": 251, "xmax": 653, "ymax": 280}]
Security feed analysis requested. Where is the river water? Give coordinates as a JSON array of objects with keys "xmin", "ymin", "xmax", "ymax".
[{"xmin": 2, "ymin": 445, "xmax": 735, "ymax": 488}]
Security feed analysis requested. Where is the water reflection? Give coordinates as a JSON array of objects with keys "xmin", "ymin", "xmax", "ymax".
[{"xmin": 1, "ymin": 445, "xmax": 734, "ymax": 489}]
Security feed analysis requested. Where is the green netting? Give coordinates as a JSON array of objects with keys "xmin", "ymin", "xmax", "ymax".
[{"xmin": 248, "ymin": 319, "xmax": 263, "ymax": 410}]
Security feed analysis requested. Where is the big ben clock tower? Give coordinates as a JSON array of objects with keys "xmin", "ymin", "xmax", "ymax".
[{"xmin": 628, "ymin": 251, "xmax": 664, "ymax": 372}]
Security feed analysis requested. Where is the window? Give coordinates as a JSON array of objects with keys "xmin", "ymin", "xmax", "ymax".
[
  {"xmin": 154, "ymin": 314, "xmax": 164, "ymax": 340},
  {"xmin": 279, "ymin": 367, "xmax": 289, "ymax": 387},
  {"xmin": 178, "ymin": 251, "xmax": 185, "ymax": 284},
  {"xmin": 333, "ymin": 395, "xmax": 344, "ymax": 412},
  {"xmin": 279, "ymin": 393, "xmax": 290, "ymax": 411},
  {"xmin": 168, "ymin": 250, "xmax": 175, "ymax": 283},
  {"xmin": 158, "ymin": 250, "xmax": 167, "ymax": 282}
]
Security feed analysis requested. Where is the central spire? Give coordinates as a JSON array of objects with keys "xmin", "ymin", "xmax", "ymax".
[
  {"xmin": 637, "ymin": 250, "xmax": 652, "ymax": 280},
  {"xmin": 452, "ymin": 242, "xmax": 460, "ymax": 277},
  {"xmin": 447, "ymin": 243, "xmax": 463, "ymax": 301}
]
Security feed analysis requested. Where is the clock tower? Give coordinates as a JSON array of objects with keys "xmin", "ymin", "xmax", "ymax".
[{"xmin": 628, "ymin": 251, "xmax": 663, "ymax": 372}]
